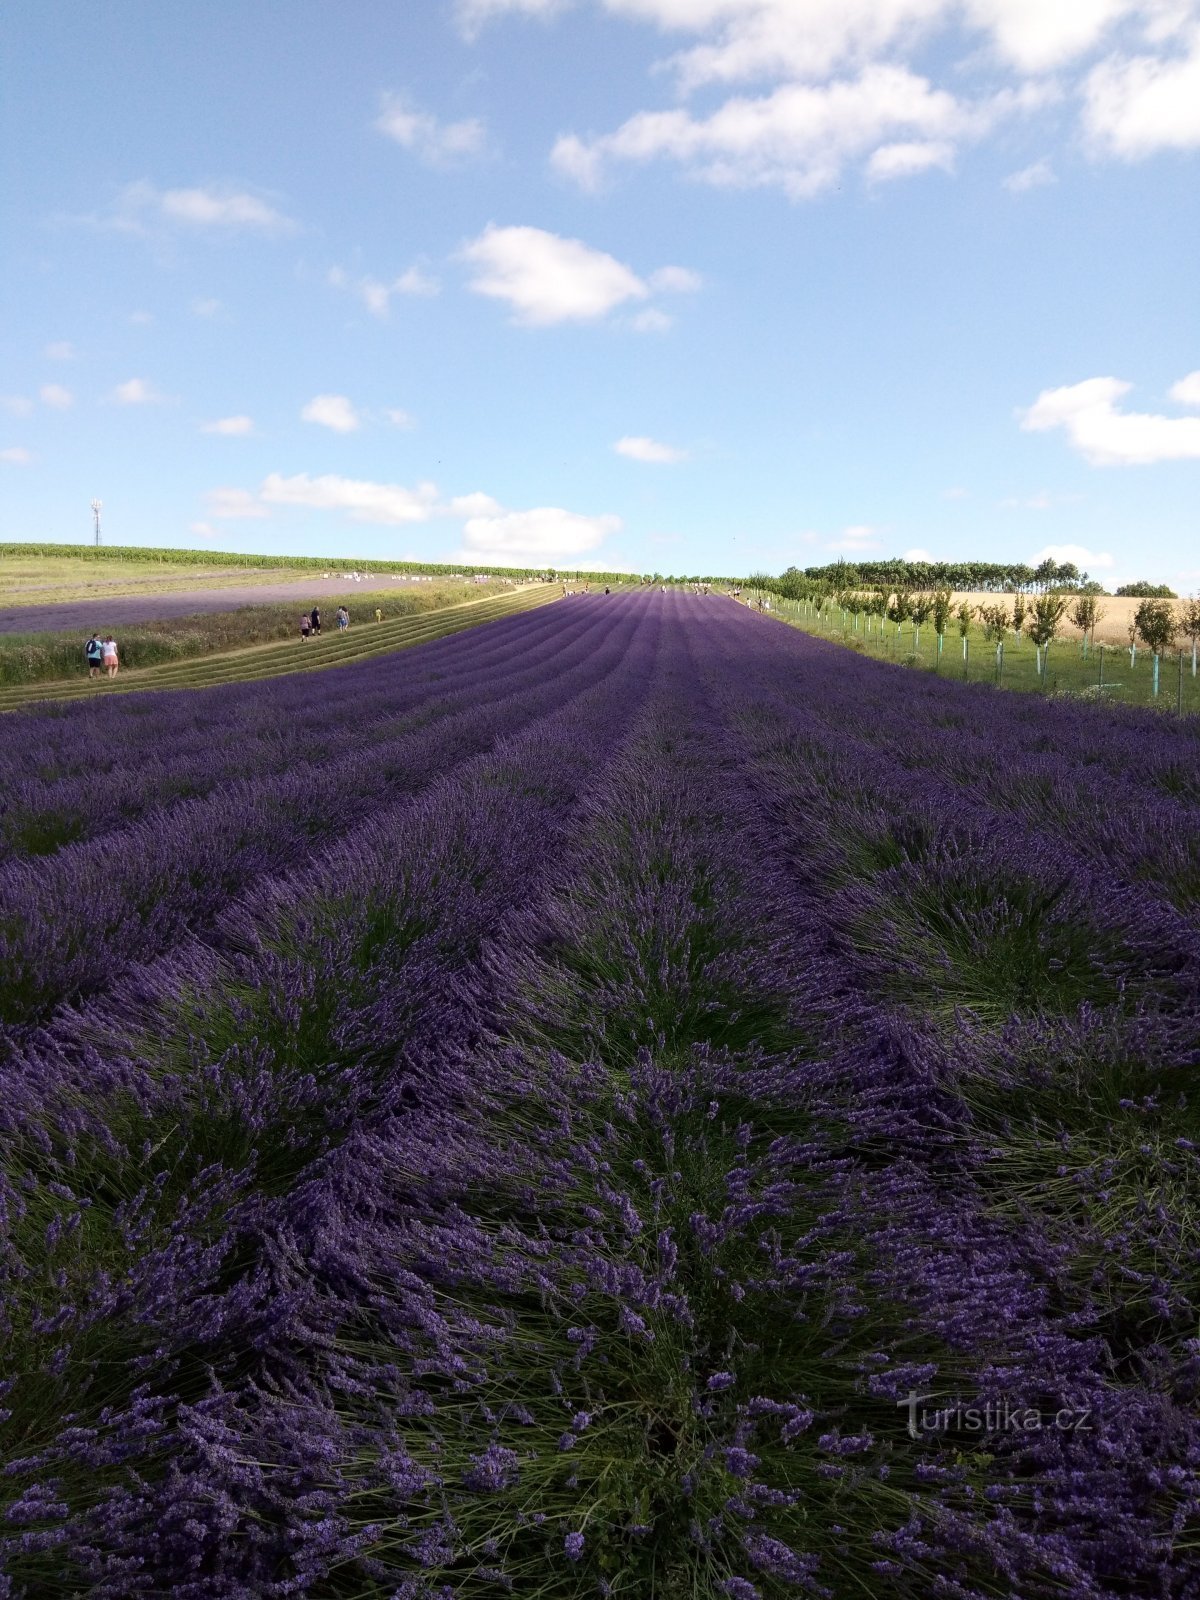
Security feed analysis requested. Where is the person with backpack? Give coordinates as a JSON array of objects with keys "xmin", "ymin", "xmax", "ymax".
[
  {"xmin": 300, "ymin": 613, "xmax": 311, "ymax": 641},
  {"xmin": 85, "ymin": 633, "xmax": 103, "ymax": 678}
]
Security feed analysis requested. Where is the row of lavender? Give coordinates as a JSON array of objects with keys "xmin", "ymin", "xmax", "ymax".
[{"xmin": 2, "ymin": 591, "xmax": 1198, "ymax": 1596}]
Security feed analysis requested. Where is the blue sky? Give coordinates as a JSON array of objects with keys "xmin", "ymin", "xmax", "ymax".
[{"xmin": 2, "ymin": 0, "xmax": 1198, "ymax": 585}]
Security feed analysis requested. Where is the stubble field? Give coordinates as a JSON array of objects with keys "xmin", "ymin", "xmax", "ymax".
[{"xmin": 1, "ymin": 589, "xmax": 1198, "ymax": 1598}]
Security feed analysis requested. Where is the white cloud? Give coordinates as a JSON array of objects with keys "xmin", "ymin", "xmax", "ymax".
[
  {"xmin": 457, "ymin": 505, "xmax": 622, "ymax": 562},
  {"xmin": 827, "ymin": 523, "xmax": 884, "ymax": 551},
  {"xmin": 192, "ymin": 297, "xmax": 222, "ymax": 317},
  {"xmin": 460, "ymin": 224, "xmax": 650, "ymax": 324},
  {"xmin": 201, "ymin": 415, "xmax": 255, "ymax": 435},
  {"xmin": 386, "ymin": 407, "xmax": 416, "ymax": 429},
  {"xmin": 39, "ymin": 383, "xmax": 74, "ymax": 410},
  {"xmin": 999, "ymin": 489, "xmax": 1085, "ymax": 509},
  {"xmin": 129, "ymin": 310, "xmax": 154, "ymax": 325},
  {"xmin": 301, "ymin": 393, "xmax": 361, "ymax": 433},
  {"xmin": 206, "ymin": 487, "xmax": 270, "ymax": 519},
  {"xmin": 261, "ymin": 472, "xmax": 441, "ymax": 524},
  {"xmin": 631, "ymin": 308, "xmax": 674, "ymax": 333},
  {"xmin": 903, "ymin": 546, "xmax": 934, "ymax": 560},
  {"xmin": 44, "ymin": 340, "xmax": 75, "ymax": 360},
  {"xmin": 1169, "ymin": 370, "xmax": 1200, "ymax": 406},
  {"xmin": 376, "ymin": 92, "xmax": 488, "ymax": 163},
  {"xmin": 329, "ymin": 264, "xmax": 440, "ymax": 317},
  {"xmin": 614, "ymin": 434, "xmax": 688, "ymax": 463},
  {"xmin": 649, "ymin": 264, "xmax": 703, "ymax": 292},
  {"xmin": 450, "ymin": 491, "xmax": 505, "ymax": 516},
  {"xmin": 111, "ymin": 377, "xmax": 168, "ymax": 405},
  {"xmin": 456, "ymin": 0, "xmax": 567, "ymax": 39},
  {"xmin": 1028, "ymin": 541, "xmax": 1115, "ymax": 569},
  {"xmin": 941, "ymin": 485, "xmax": 969, "ymax": 499},
  {"xmin": 866, "ymin": 138, "xmax": 955, "ymax": 182},
  {"xmin": 1, "ymin": 396, "xmax": 33, "ymax": 416},
  {"xmin": 105, "ymin": 181, "xmax": 294, "ymax": 233},
  {"xmin": 1, "ymin": 446, "xmax": 33, "ymax": 465},
  {"xmin": 1003, "ymin": 157, "xmax": 1055, "ymax": 191},
  {"xmin": 1020, "ymin": 374, "xmax": 1200, "ymax": 464},
  {"xmin": 1082, "ymin": 30, "xmax": 1200, "ymax": 156},
  {"xmin": 551, "ymin": 67, "xmax": 1040, "ymax": 200},
  {"xmin": 189, "ymin": 520, "xmax": 219, "ymax": 538}
]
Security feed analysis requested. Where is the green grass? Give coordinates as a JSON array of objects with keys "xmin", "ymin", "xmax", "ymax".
[
  {"xmin": 0, "ymin": 587, "xmax": 554, "ymax": 711},
  {"xmin": 745, "ymin": 592, "xmax": 1200, "ymax": 715}
]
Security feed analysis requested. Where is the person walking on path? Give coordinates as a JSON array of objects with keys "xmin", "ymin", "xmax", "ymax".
[
  {"xmin": 300, "ymin": 613, "xmax": 311, "ymax": 641},
  {"xmin": 85, "ymin": 633, "xmax": 103, "ymax": 678},
  {"xmin": 337, "ymin": 606, "xmax": 349, "ymax": 631},
  {"xmin": 374, "ymin": 607, "xmax": 383, "ymax": 623},
  {"xmin": 310, "ymin": 607, "xmax": 321, "ymax": 636},
  {"xmin": 101, "ymin": 635, "xmax": 119, "ymax": 677}
]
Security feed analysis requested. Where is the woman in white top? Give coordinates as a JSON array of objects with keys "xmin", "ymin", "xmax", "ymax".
[{"xmin": 102, "ymin": 636, "xmax": 119, "ymax": 677}]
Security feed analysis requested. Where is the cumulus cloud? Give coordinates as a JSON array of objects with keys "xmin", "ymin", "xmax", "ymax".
[
  {"xmin": 261, "ymin": 472, "xmax": 441, "ymax": 524},
  {"xmin": 201, "ymin": 415, "xmax": 254, "ymax": 435},
  {"xmin": 941, "ymin": 485, "xmax": 969, "ymax": 499},
  {"xmin": 111, "ymin": 377, "xmax": 168, "ymax": 405},
  {"xmin": 457, "ymin": 505, "xmax": 623, "ymax": 562},
  {"xmin": 100, "ymin": 181, "xmax": 295, "ymax": 233},
  {"xmin": 1003, "ymin": 157, "xmax": 1055, "ymax": 191},
  {"xmin": 1020, "ymin": 374, "xmax": 1200, "ymax": 464},
  {"xmin": 1082, "ymin": 30, "xmax": 1200, "ymax": 157},
  {"xmin": 551, "ymin": 67, "xmax": 1043, "ymax": 200},
  {"xmin": 205, "ymin": 487, "xmax": 270, "ymax": 519},
  {"xmin": 1169, "ymin": 370, "xmax": 1200, "ymax": 406},
  {"xmin": 903, "ymin": 545, "xmax": 934, "ymax": 560},
  {"xmin": 329, "ymin": 263, "xmax": 440, "ymax": 317},
  {"xmin": 44, "ymin": 341, "xmax": 75, "ymax": 360},
  {"xmin": 827, "ymin": 524, "xmax": 884, "ymax": 551},
  {"xmin": 0, "ymin": 446, "xmax": 33, "ymax": 465},
  {"xmin": 189, "ymin": 521, "xmax": 219, "ymax": 538},
  {"xmin": 456, "ymin": 0, "xmax": 567, "ymax": 38},
  {"xmin": 614, "ymin": 434, "xmax": 688, "ymax": 463},
  {"xmin": 865, "ymin": 138, "xmax": 955, "ymax": 182},
  {"xmin": 1028, "ymin": 541, "xmax": 1114, "ymax": 569},
  {"xmin": 631, "ymin": 308, "xmax": 674, "ymax": 333},
  {"xmin": 0, "ymin": 396, "xmax": 33, "ymax": 416},
  {"xmin": 376, "ymin": 92, "xmax": 488, "ymax": 163},
  {"xmin": 39, "ymin": 383, "xmax": 74, "ymax": 409},
  {"xmin": 385, "ymin": 408, "xmax": 416, "ymax": 429},
  {"xmin": 449, "ymin": 491, "xmax": 505, "ymax": 516},
  {"xmin": 649, "ymin": 264, "xmax": 703, "ymax": 292},
  {"xmin": 460, "ymin": 224, "xmax": 651, "ymax": 324},
  {"xmin": 301, "ymin": 394, "xmax": 361, "ymax": 433}
]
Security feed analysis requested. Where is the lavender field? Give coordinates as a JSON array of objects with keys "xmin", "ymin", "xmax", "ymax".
[{"xmin": 2, "ymin": 589, "xmax": 1199, "ymax": 1598}]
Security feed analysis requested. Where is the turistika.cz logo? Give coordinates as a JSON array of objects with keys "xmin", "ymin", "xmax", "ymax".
[{"xmin": 898, "ymin": 1393, "xmax": 1094, "ymax": 1439}]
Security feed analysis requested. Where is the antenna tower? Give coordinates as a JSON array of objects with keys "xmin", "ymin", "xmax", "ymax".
[{"xmin": 91, "ymin": 499, "xmax": 102, "ymax": 547}]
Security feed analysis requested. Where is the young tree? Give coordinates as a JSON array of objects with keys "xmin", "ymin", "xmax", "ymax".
[
  {"xmin": 1028, "ymin": 594, "xmax": 1068, "ymax": 679},
  {"xmin": 888, "ymin": 588, "xmax": 912, "ymax": 636},
  {"xmin": 976, "ymin": 602, "xmax": 1008, "ymax": 644},
  {"xmin": 1127, "ymin": 614, "xmax": 1138, "ymax": 667},
  {"xmin": 931, "ymin": 589, "xmax": 952, "ymax": 658},
  {"xmin": 909, "ymin": 591, "xmax": 933, "ymax": 651},
  {"xmin": 1180, "ymin": 595, "xmax": 1200, "ymax": 678},
  {"xmin": 1135, "ymin": 599, "xmax": 1178, "ymax": 697},
  {"xmin": 1070, "ymin": 594, "xmax": 1105, "ymax": 658},
  {"xmin": 1011, "ymin": 591, "xmax": 1027, "ymax": 638},
  {"xmin": 956, "ymin": 600, "xmax": 972, "ymax": 660}
]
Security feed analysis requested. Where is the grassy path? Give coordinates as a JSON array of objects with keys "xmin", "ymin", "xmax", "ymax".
[{"xmin": 0, "ymin": 586, "xmax": 553, "ymax": 712}]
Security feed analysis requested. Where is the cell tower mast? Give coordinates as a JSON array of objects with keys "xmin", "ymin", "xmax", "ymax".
[{"xmin": 91, "ymin": 499, "xmax": 102, "ymax": 547}]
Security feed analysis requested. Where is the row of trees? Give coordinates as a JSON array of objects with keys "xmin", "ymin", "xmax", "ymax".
[{"xmin": 768, "ymin": 557, "xmax": 1177, "ymax": 597}]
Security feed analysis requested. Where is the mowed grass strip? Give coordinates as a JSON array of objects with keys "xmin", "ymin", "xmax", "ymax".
[{"xmin": 0, "ymin": 587, "xmax": 555, "ymax": 711}]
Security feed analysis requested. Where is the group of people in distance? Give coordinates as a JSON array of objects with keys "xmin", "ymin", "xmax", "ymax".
[
  {"xmin": 300, "ymin": 605, "xmax": 350, "ymax": 641},
  {"xmin": 84, "ymin": 633, "xmax": 119, "ymax": 678}
]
